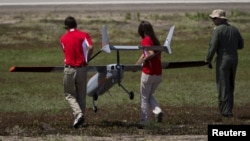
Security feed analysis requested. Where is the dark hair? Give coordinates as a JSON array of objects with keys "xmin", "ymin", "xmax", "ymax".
[
  {"xmin": 138, "ymin": 20, "xmax": 160, "ymax": 46},
  {"xmin": 64, "ymin": 16, "xmax": 77, "ymax": 29}
]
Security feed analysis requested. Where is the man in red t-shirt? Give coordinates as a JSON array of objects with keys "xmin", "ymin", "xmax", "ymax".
[
  {"xmin": 136, "ymin": 21, "xmax": 163, "ymax": 128},
  {"xmin": 60, "ymin": 16, "xmax": 93, "ymax": 128}
]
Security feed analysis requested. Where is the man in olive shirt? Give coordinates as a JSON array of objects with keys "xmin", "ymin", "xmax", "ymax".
[{"xmin": 205, "ymin": 9, "xmax": 244, "ymax": 118}]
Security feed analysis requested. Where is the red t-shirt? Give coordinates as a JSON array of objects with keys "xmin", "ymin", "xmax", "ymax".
[
  {"xmin": 141, "ymin": 36, "xmax": 162, "ymax": 75},
  {"xmin": 60, "ymin": 28, "xmax": 93, "ymax": 67}
]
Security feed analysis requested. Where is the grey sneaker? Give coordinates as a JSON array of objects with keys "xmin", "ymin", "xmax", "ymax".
[
  {"xmin": 73, "ymin": 113, "xmax": 84, "ymax": 128},
  {"xmin": 155, "ymin": 112, "xmax": 163, "ymax": 123}
]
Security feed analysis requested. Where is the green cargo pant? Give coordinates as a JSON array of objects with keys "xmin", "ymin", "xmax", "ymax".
[{"xmin": 216, "ymin": 56, "xmax": 237, "ymax": 116}]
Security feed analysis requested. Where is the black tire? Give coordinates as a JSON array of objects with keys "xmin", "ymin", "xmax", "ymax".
[
  {"xmin": 93, "ymin": 106, "xmax": 98, "ymax": 113},
  {"xmin": 129, "ymin": 92, "xmax": 134, "ymax": 100}
]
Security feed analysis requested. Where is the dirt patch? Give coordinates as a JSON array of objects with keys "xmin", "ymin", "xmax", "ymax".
[
  {"xmin": 1, "ymin": 105, "xmax": 250, "ymax": 140},
  {"xmin": 0, "ymin": 135, "xmax": 207, "ymax": 141}
]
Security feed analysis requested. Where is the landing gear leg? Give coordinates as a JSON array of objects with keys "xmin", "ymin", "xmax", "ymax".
[
  {"xmin": 92, "ymin": 93, "xmax": 98, "ymax": 113},
  {"xmin": 119, "ymin": 83, "xmax": 134, "ymax": 100}
]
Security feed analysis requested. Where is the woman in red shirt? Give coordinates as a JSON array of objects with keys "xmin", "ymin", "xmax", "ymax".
[{"xmin": 136, "ymin": 21, "xmax": 163, "ymax": 128}]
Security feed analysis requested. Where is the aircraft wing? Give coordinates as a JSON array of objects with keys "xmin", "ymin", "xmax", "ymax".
[
  {"xmin": 9, "ymin": 66, "xmax": 64, "ymax": 72},
  {"xmin": 122, "ymin": 60, "xmax": 208, "ymax": 72},
  {"xmin": 110, "ymin": 45, "xmax": 169, "ymax": 52},
  {"xmin": 9, "ymin": 61, "xmax": 208, "ymax": 73},
  {"xmin": 138, "ymin": 46, "xmax": 169, "ymax": 53},
  {"xmin": 123, "ymin": 61, "xmax": 208, "ymax": 72},
  {"xmin": 109, "ymin": 45, "xmax": 139, "ymax": 50},
  {"xmin": 162, "ymin": 61, "xmax": 208, "ymax": 69},
  {"xmin": 9, "ymin": 65, "xmax": 107, "ymax": 73},
  {"xmin": 87, "ymin": 65, "xmax": 107, "ymax": 72},
  {"xmin": 123, "ymin": 64, "xmax": 142, "ymax": 72}
]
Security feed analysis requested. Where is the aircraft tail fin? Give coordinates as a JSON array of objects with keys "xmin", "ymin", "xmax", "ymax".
[
  {"xmin": 163, "ymin": 25, "xmax": 175, "ymax": 54},
  {"xmin": 88, "ymin": 25, "xmax": 111, "ymax": 62},
  {"xmin": 100, "ymin": 24, "xmax": 175, "ymax": 54},
  {"xmin": 101, "ymin": 25, "xmax": 111, "ymax": 53}
]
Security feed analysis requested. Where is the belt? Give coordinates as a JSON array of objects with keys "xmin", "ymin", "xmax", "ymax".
[
  {"xmin": 64, "ymin": 64, "xmax": 86, "ymax": 68},
  {"xmin": 143, "ymin": 72, "xmax": 161, "ymax": 76}
]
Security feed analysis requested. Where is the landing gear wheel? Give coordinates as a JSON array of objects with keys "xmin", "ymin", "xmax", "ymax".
[
  {"xmin": 129, "ymin": 92, "xmax": 134, "ymax": 100},
  {"xmin": 93, "ymin": 106, "xmax": 98, "ymax": 113}
]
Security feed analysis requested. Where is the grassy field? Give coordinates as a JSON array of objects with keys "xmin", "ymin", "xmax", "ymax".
[{"xmin": 0, "ymin": 6, "xmax": 250, "ymax": 138}]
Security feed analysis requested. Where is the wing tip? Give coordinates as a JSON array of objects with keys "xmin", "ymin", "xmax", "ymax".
[{"xmin": 9, "ymin": 66, "xmax": 16, "ymax": 72}]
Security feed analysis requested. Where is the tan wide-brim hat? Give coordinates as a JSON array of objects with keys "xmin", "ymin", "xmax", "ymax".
[{"xmin": 209, "ymin": 9, "xmax": 227, "ymax": 19}]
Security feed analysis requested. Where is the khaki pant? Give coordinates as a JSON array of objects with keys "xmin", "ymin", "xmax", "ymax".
[
  {"xmin": 140, "ymin": 72, "xmax": 162, "ymax": 124},
  {"xmin": 63, "ymin": 67, "xmax": 87, "ymax": 118}
]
